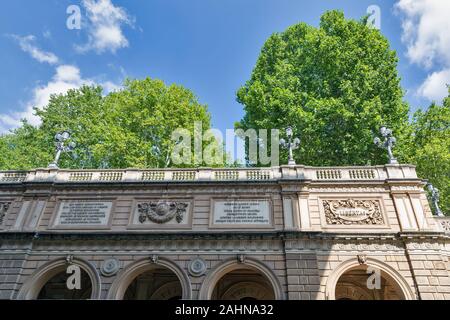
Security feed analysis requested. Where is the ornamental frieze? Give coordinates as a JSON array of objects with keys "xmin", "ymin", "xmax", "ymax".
[
  {"xmin": 0, "ymin": 202, "xmax": 11, "ymax": 225},
  {"xmin": 322, "ymin": 199, "xmax": 384, "ymax": 225},
  {"xmin": 137, "ymin": 201, "xmax": 189, "ymax": 224}
]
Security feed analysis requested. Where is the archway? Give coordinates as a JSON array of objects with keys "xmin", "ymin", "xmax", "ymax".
[
  {"xmin": 37, "ymin": 267, "xmax": 92, "ymax": 299},
  {"xmin": 198, "ymin": 258, "xmax": 284, "ymax": 300},
  {"xmin": 325, "ymin": 258, "xmax": 414, "ymax": 300},
  {"xmin": 17, "ymin": 257, "xmax": 101, "ymax": 300},
  {"xmin": 107, "ymin": 257, "xmax": 191, "ymax": 300},
  {"xmin": 123, "ymin": 268, "xmax": 182, "ymax": 300},
  {"xmin": 212, "ymin": 270, "xmax": 275, "ymax": 300}
]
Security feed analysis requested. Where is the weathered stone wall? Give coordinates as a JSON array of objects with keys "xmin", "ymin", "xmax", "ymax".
[{"xmin": 0, "ymin": 165, "xmax": 448, "ymax": 300}]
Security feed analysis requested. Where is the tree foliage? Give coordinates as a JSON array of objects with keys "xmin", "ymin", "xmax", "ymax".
[
  {"xmin": 237, "ymin": 10, "xmax": 449, "ymax": 214},
  {"xmin": 0, "ymin": 78, "xmax": 215, "ymax": 169},
  {"xmin": 236, "ymin": 10, "xmax": 410, "ymax": 166},
  {"xmin": 405, "ymin": 91, "xmax": 450, "ymax": 214}
]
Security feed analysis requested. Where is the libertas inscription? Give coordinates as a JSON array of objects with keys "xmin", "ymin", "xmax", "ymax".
[
  {"xmin": 53, "ymin": 201, "xmax": 112, "ymax": 227},
  {"xmin": 322, "ymin": 199, "xmax": 384, "ymax": 225}
]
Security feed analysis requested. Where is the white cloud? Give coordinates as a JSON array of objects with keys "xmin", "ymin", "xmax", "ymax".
[
  {"xmin": 76, "ymin": 0, "xmax": 132, "ymax": 54},
  {"xmin": 1, "ymin": 26, "xmax": 126, "ymax": 134},
  {"xmin": 0, "ymin": 63, "xmax": 123, "ymax": 133},
  {"xmin": 395, "ymin": 0, "xmax": 450, "ymax": 102},
  {"xmin": 11, "ymin": 35, "xmax": 59, "ymax": 65},
  {"xmin": 101, "ymin": 80, "xmax": 122, "ymax": 93},
  {"xmin": 417, "ymin": 68, "xmax": 450, "ymax": 102},
  {"xmin": 0, "ymin": 65, "xmax": 92, "ymax": 132},
  {"xmin": 43, "ymin": 30, "xmax": 52, "ymax": 39}
]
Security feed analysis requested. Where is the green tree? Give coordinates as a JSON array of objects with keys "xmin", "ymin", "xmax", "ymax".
[
  {"xmin": 0, "ymin": 78, "xmax": 218, "ymax": 169},
  {"xmin": 236, "ymin": 10, "xmax": 410, "ymax": 166},
  {"xmin": 406, "ymin": 90, "xmax": 450, "ymax": 215}
]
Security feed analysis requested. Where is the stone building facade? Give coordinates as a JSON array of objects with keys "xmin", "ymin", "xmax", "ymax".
[{"xmin": 0, "ymin": 164, "xmax": 449, "ymax": 300}]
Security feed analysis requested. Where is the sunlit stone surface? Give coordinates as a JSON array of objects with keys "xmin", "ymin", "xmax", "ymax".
[{"xmin": 0, "ymin": 165, "xmax": 448, "ymax": 300}]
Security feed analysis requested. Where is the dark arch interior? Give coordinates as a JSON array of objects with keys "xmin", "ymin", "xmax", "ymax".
[
  {"xmin": 334, "ymin": 267, "xmax": 405, "ymax": 300},
  {"xmin": 211, "ymin": 268, "xmax": 275, "ymax": 300},
  {"xmin": 123, "ymin": 267, "xmax": 182, "ymax": 300},
  {"xmin": 37, "ymin": 268, "xmax": 92, "ymax": 300}
]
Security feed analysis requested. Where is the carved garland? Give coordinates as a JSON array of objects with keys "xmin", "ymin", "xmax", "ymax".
[
  {"xmin": 0, "ymin": 202, "xmax": 11, "ymax": 225},
  {"xmin": 322, "ymin": 199, "xmax": 384, "ymax": 225},
  {"xmin": 138, "ymin": 201, "xmax": 188, "ymax": 224}
]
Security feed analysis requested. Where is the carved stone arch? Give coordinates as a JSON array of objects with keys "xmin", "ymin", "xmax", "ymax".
[
  {"xmin": 107, "ymin": 257, "xmax": 191, "ymax": 300},
  {"xmin": 17, "ymin": 257, "xmax": 101, "ymax": 300},
  {"xmin": 325, "ymin": 257, "xmax": 415, "ymax": 300},
  {"xmin": 198, "ymin": 257, "xmax": 285, "ymax": 300}
]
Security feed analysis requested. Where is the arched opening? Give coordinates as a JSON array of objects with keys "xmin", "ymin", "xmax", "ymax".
[
  {"xmin": 211, "ymin": 268, "xmax": 276, "ymax": 300},
  {"xmin": 198, "ymin": 258, "xmax": 284, "ymax": 300},
  {"xmin": 37, "ymin": 267, "xmax": 92, "ymax": 299},
  {"xmin": 335, "ymin": 266, "xmax": 406, "ymax": 300},
  {"xmin": 18, "ymin": 258, "xmax": 101, "ymax": 300},
  {"xmin": 123, "ymin": 267, "xmax": 182, "ymax": 300},
  {"xmin": 325, "ymin": 258, "xmax": 415, "ymax": 300}
]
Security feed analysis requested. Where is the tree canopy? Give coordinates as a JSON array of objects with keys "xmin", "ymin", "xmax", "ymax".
[
  {"xmin": 405, "ymin": 90, "xmax": 450, "ymax": 214},
  {"xmin": 236, "ymin": 10, "xmax": 410, "ymax": 166},
  {"xmin": 0, "ymin": 78, "xmax": 215, "ymax": 169},
  {"xmin": 0, "ymin": 10, "xmax": 448, "ymax": 215},
  {"xmin": 236, "ymin": 10, "xmax": 449, "ymax": 214}
]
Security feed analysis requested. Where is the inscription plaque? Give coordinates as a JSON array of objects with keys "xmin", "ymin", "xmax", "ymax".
[
  {"xmin": 212, "ymin": 199, "xmax": 271, "ymax": 226},
  {"xmin": 54, "ymin": 201, "xmax": 112, "ymax": 227}
]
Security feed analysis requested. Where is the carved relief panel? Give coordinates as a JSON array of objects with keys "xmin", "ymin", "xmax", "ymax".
[
  {"xmin": 129, "ymin": 199, "xmax": 192, "ymax": 229},
  {"xmin": 319, "ymin": 197, "xmax": 388, "ymax": 230},
  {"xmin": 322, "ymin": 199, "xmax": 384, "ymax": 225}
]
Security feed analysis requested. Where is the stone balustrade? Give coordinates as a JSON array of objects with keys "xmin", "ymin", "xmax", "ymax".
[{"xmin": 0, "ymin": 164, "xmax": 419, "ymax": 184}]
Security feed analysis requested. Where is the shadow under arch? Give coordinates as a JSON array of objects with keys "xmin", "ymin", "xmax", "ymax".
[
  {"xmin": 107, "ymin": 257, "xmax": 192, "ymax": 300},
  {"xmin": 324, "ymin": 257, "xmax": 415, "ymax": 300},
  {"xmin": 17, "ymin": 257, "xmax": 101, "ymax": 300},
  {"xmin": 198, "ymin": 257, "xmax": 285, "ymax": 300}
]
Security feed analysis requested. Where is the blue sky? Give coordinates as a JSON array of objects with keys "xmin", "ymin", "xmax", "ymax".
[{"xmin": 0, "ymin": 0, "xmax": 449, "ymax": 134}]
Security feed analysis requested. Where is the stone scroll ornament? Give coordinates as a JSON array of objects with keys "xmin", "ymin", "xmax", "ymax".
[
  {"xmin": 0, "ymin": 202, "xmax": 11, "ymax": 225},
  {"xmin": 138, "ymin": 201, "xmax": 188, "ymax": 224},
  {"xmin": 322, "ymin": 199, "xmax": 384, "ymax": 225}
]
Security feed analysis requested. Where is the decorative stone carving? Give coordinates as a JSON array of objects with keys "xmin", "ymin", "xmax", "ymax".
[
  {"xmin": 357, "ymin": 254, "xmax": 367, "ymax": 265},
  {"xmin": 150, "ymin": 255, "xmax": 158, "ymax": 263},
  {"xmin": 237, "ymin": 254, "xmax": 246, "ymax": 263},
  {"xmin": 0, "ymin": 202, "xmax": 11, "ymax": 225},
  {"xmin": 65, "ymin": 254, "xmax": 74, "ymax": 264},
  {"xmin": 405, "ymin": 241, "xmax": 441, "ymax": 251},
  {"xmin": 188, "ymin": 258, "xmax": 207, "ymax": 277},
  {"xmin": 322, "ymin": 199, "xmax": 384, "ymax": 225},
  {"xmin": 138, "ymin": 201, "xmax": 188, "ymax": 224},
  {"xmin": 439, "ymin": 219, "xmax": 450, "ymax": 233},
  {"xmin": 101, "ymin": 258, "xmax": 120, "ymax": 277}
]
